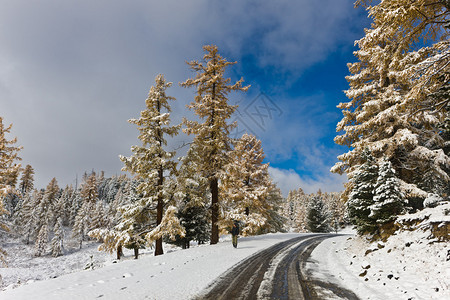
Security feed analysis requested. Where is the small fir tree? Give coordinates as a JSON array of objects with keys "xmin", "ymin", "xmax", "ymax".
[
  {"xmin": 34, "ymin": 178, "xmax": 59, "ymax": 252},
  {"xmin": 51, "ymin": 217, "xmax": 64, "ymax": 257},
  {"xmin": 347, "ymin": 149, "xmax": 379, "ymax": 235},
  {"xmin": 370, "ymin": 159, "xmax": 406, "ymax": 225},
  {"xmin": 306, "ymin": 195, "xmax": 330, "ymax": 233},
  {"xmin": 34, "ymin": 224, "xmax": 48, "ymax": 256},
  {"xmin": 73, "ymin": 173, "xmax": 98, "ymax": 248},
  {"xmin": 19, "ymin": 164, "xmax": 34, "ymax": 195},
  {"xmin": 169, "ymin": 196, "xmax": 209, "ymax": 248},
  {"xmin": 17, "ymin": 191, "xmax": 38, "ymax": 244}
]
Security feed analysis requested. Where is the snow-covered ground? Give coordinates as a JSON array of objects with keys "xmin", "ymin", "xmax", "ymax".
[
  {"xmin": 1, "ymin": 221, "xmax": 448, "ymax": 299},
  {"xmin": 309, "ymin": 204, "xmax": 450, "ymax": 300},
  {"xmin": 0, "ymin": 233, "xmax": 306, "ymax": 299}
]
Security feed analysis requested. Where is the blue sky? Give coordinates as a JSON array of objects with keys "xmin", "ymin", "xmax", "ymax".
[{"xmin": 0, "ymin": 0, "xmax": 371, "ymax": 196}]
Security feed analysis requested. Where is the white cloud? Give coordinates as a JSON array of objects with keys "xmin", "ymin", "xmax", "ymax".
[{"xmin": 268, "ymin": 166, "xmax": 346, "ymax": 197}]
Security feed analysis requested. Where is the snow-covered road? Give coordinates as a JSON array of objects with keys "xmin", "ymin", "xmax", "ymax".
[{"xmin": 197, "ymin": 234, "xmax": 358, "ymax": 299}]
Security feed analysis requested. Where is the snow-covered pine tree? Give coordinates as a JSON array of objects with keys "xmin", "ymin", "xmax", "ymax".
[
  {"xmin": 354, "ymin": 0, "xmax": 449, "ymax": 114},
  {"xmin": 33, "ymin": 178, "xmax": 59, "ymax": 256},
  {"xmin": 306, "ymin": 195, "xmax": 330, "ymax": 233},
  {"xmin": 181, "ymin": 45, "xmax": 249, "ymax": 244},
  {"xmin": 291, "ymin": 188, "xmax": 312, "ymax": 232},
  {"xmin": 51, "ymin": 217, "xmax": 64, "ymax": 257},
  {"xmin": 34, "ymin": 224, "xmax": 48, "ymax": 257},
  {"xmin": 73, "ymin": 172, "xmax": 98, "ymax": 248},
  {"xmin": 69, "ymin": 189, "xmax": 82, "ymax": 226},
  {"xmin": 325, "ymin": 192, "xmax": 346, "ymax": 233},
  {"xmin": 19, "ymin": 164, "xmax": 34, "ymax": 196},
  {"xmin": 89, "ymin": 179, "xmax": 138, "ymax": 259},
  {"xmin": 0, "ymin": 117, "xmax": 22, "ymax": 265},
  {"xmin": 90, "ymin": 201, "xmax": 107, "ymax": 231},
  {"xmin": 370, "ymin": 159, "xmax": 406, "ymax": 226},
  {"xmin": 221, "ymin": 134, "xmax": 272, "ymax": 235},
  {"xmin": 259, "ymin": 184, "xmax": 286, "ymax": 234},
  {"xmin": 174, "ymin": 143, "xmax": 211, "ymax": 247},
  {"xmin": 347, "ymin": 149, "xmax": 379, "ymax": 235},
  {"xmin": 16, "ymin": 190, "xmax": 38, "ymax": 244},
  {"xmin": 332, "ymin": 0, "xmax": 450, "ymax": 206},
  {"xmin": 168, "ymin": 194, "xmax": 210, "ymax": 249},
  {"xmin": 58, "ymin": 185, "xmax": 75, "ymax": 226},
  {"xmin": 120, "ymin": 74, "xmax": 182, "ymax": 256}
]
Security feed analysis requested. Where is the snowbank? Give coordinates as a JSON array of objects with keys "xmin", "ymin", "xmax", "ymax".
[{"xmin": 310, "ymin": 220, "xmax": 449, "ymax": 299}]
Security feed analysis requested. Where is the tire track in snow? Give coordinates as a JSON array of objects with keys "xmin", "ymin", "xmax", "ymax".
[{"xmin": 195, "ymin": 234, "xmax": 357, "ymax": 300}]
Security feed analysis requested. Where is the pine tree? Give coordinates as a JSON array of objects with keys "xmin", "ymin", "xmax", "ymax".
[
  {"xmin": 73, "ymin": 173, "xmax": 98, "ymax": 248},
  {"xmin": 332, "ymin": 1, "xmax": 450, "ymax": 204},
  {"xmin": 181, "ymin": 45, "xmax": 249, "ymax": 244},
  {"xmin": 34, "ymin": 224, "xmax": 48, "ymax": 257},
  {"xmin": 98, "ymin": 179, "xmax": 141, "ymax": 258},
  {"xmin": 169, "ymin": 195, "xmax": 209, "ymax": 248},
  {"xmin": 370, "ymin": 159, "xmax": 406, "ymax": 225},
  {"xmin": 120, "ymin": 74, "xmax": 182, "ymax": 256},
  {"xmin": 260, "ymin": 185, "xmax": 287, "ymax": 234},
  {"xmin": 34, "ymin": 178, "xmax": 59, "ymax": 256},
  {"xmin": 51, "ymin": 217, "xmax": 64, "ymax": 257},
  {"xmin": 91, "ymin": 201, "xmax": 107, "ymax": 230},
  {"xmin": 19, "ymin": 164, "xmax": 34, "ymax": 195},
  {"xmin": 0, "ymin": 117, "xmax": 22, "ymax": 265},
  {"xmin": 221, "ymin": 134, "xmax": 272, "ymax": 235},
  {"xmin": 325, "ymin": 192, "xmax": 346, "ymax": 233},
  {"xmin": 354, "ymin": 0, "xmax": 450, "ymax": 113},
  {"xmin": 17, "ymin": 191, "xmax": 38, "ymax": 244},
  {"xmin": 306, "ymin": 195, "xmax": 330, "ymax": 233},
  {"xmin": 69, "ymin": 190, "xmax": 82, "ymax": 226},
  {"xmin": 347, "ymin": 149, "xmax": 379, "ymax": 235},
  {"xmin": 58, "ymin": 185, "xmax": 75, "ymax": 226}
]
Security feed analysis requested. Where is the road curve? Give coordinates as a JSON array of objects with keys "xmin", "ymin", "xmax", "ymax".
[{"xmin": 194, "ymin": 234, "xmax": 359, "ymax": 300}]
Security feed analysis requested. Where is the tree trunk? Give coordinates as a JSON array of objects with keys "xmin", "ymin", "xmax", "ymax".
[
  {"xmin": 116, "ymin": 245, "xmax": 123, "ymax": 260},
  {"xmin": 210, "ymin": 177, "xmax": 219, "ymax": 244},
  {"xmin": 134, "ymin": 247, "xmax": 139, "ymax": 259},
  {"xmin": 155, "ymin": 197, "xmax": 164, "ymax": 256},
  {"xmin": 155, "ymin": 166, "xmax": 164, "ymax": 256}
]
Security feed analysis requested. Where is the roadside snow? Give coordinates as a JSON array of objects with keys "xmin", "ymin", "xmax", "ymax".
[{"xmin": 309, "ymin": 228, "xmax": 449, "ymax": 300}]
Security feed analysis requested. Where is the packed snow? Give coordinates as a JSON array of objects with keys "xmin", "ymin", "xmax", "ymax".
[{"xmin": 1, "ymin": 226, "xmax": 448, "ymax": 299}]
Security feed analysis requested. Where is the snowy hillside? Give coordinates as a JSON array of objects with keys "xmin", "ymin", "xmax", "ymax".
[{"xmin": 310, "ymin": 203, "xmax": 450, "ymax": 300}]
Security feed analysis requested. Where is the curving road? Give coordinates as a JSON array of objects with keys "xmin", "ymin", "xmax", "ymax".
[{"xmin": 195, "ymin": 234, "xmax": 359, "ymax": 300}]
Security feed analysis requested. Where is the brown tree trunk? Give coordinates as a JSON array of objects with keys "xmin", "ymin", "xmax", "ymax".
[
  {"xmin": 134, "ymin": 247, "xmax": 139, "ymax": 259},
  {"xmin": 155, "ymin": 199, "xmax": 164, "ymax": 256},
  {"xmin": 210, "ymin": 177, "xmax": 219, "ymax": 244},
  {"xmin": 117, "ymin": 245, "xmax": 123, "ymax": 260},
  {"xmin": 155, "ymin": 166, "xmax": 164, "ymax": 256}
]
